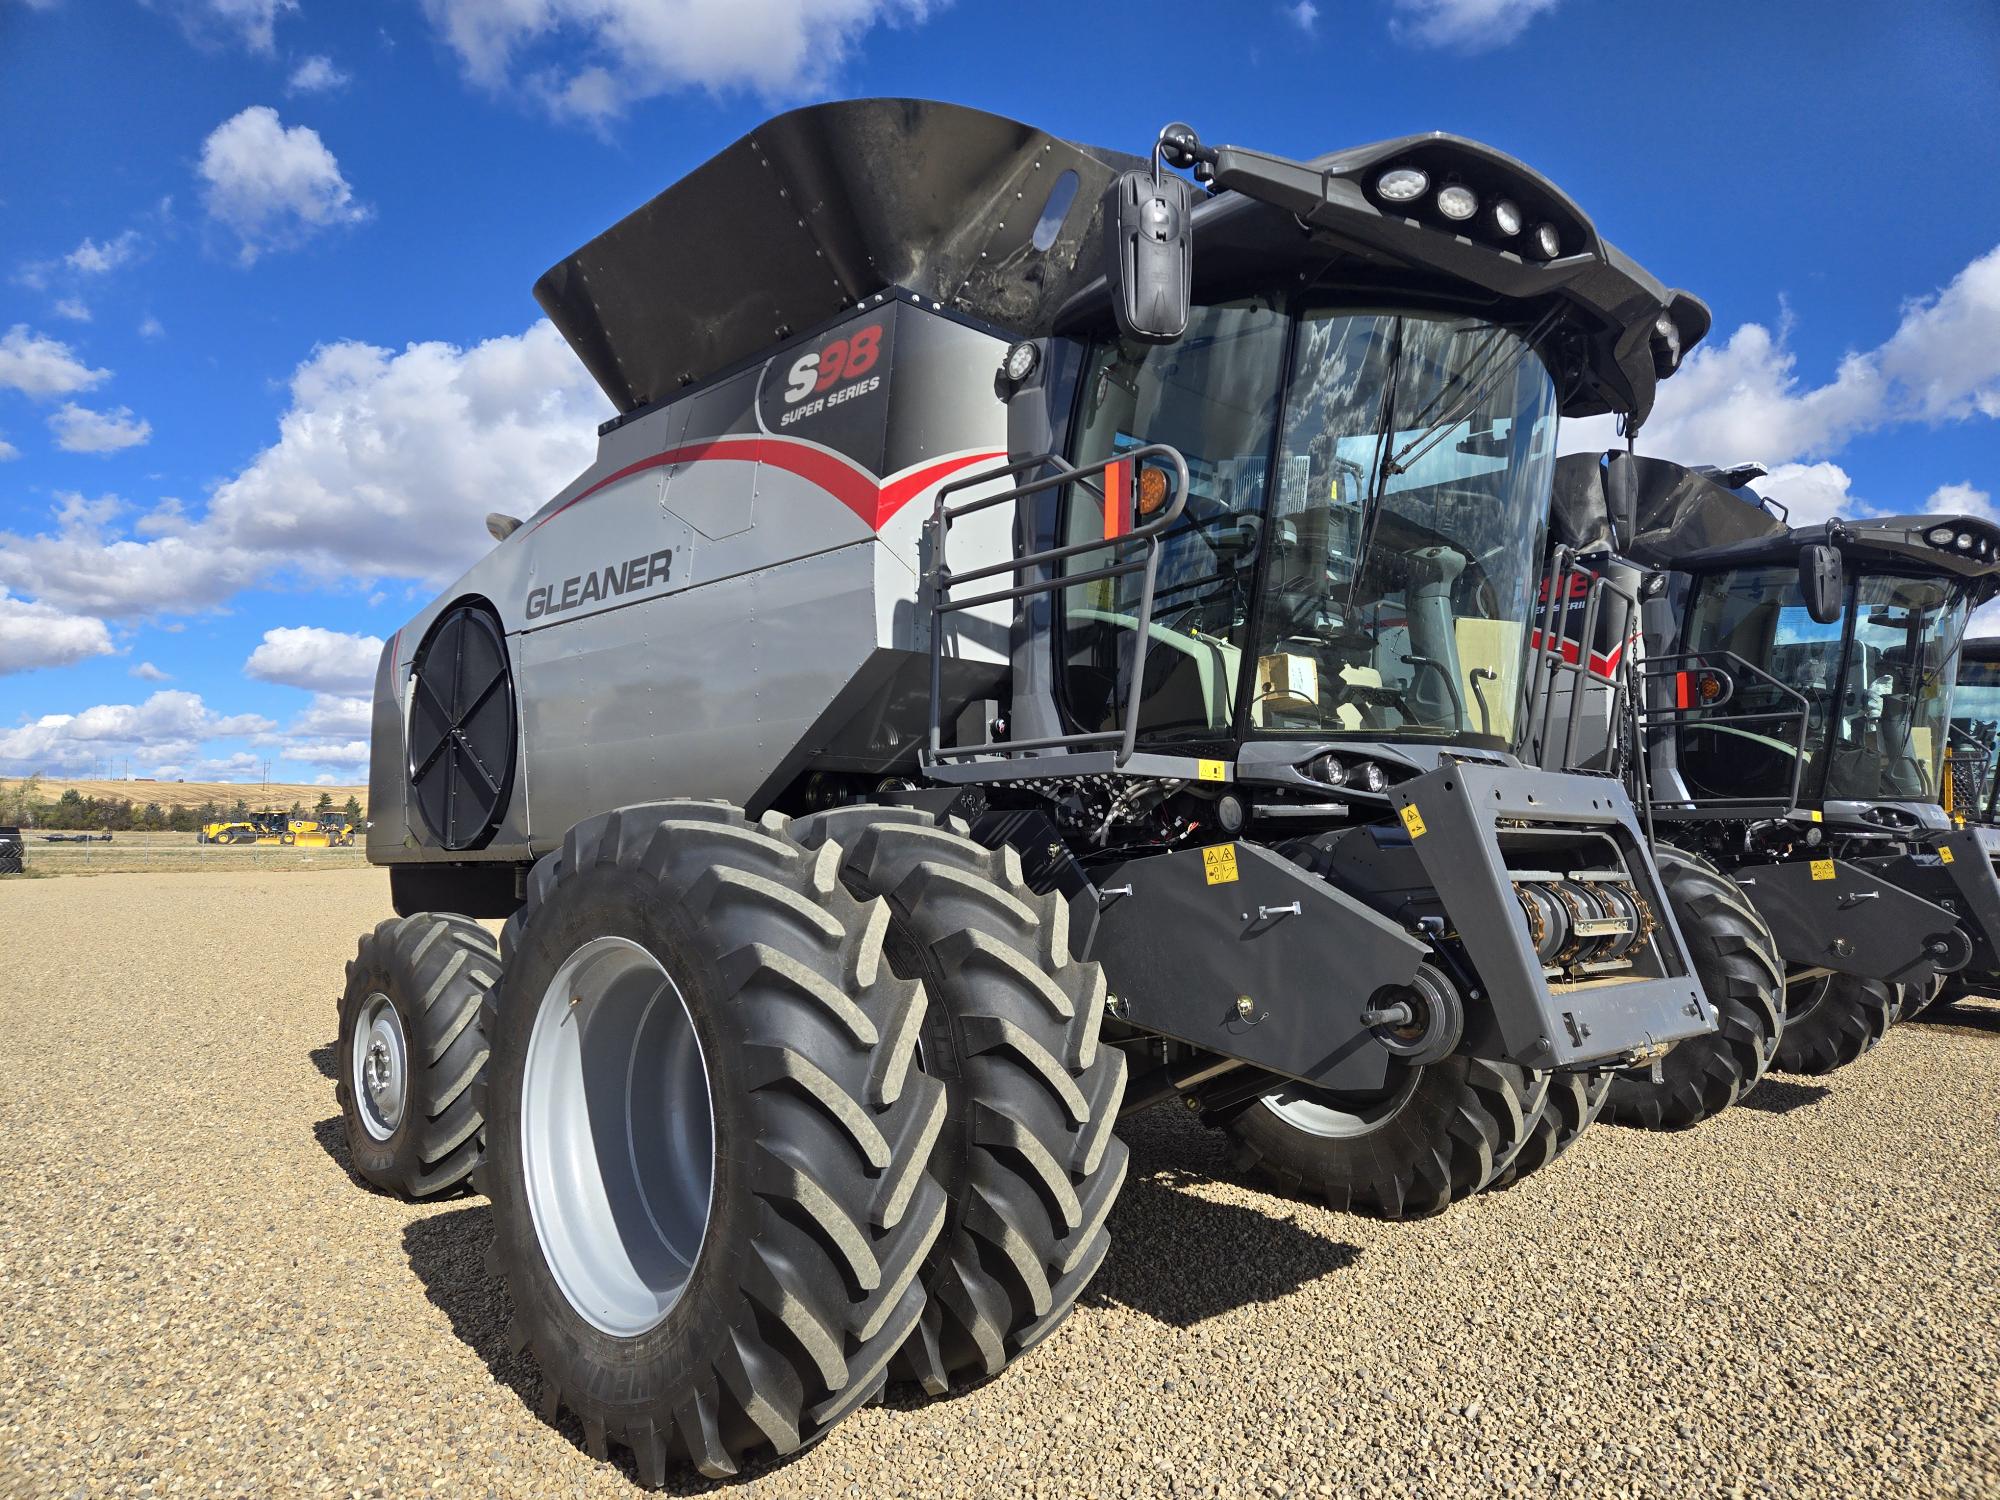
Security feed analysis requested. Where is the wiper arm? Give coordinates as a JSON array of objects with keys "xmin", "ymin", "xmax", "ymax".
[{"xmin": 1382, "ymin": 306, "xmax": 1562, "ymax": 479}]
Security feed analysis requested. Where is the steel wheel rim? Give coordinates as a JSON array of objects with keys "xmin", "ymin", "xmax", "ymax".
[
  {"xmin": 522, "ymin": 935, "xmax": 716, "ymax": 1338},
  {"xmin": 353, "ymin": 992, "xmax": 408, "ymax": 1141},
  {"xmin": 1260, "ymin": 1066, "xmax": 1423, "ymax": 1138}
]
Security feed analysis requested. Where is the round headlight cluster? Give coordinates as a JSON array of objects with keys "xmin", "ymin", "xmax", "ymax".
[
  {"xmin": 1308, "ymin": 755, "xmax": 1390, "ymax": 793},
  {"xmin": 1532, "ymin": 222, "xmax": 1562, "ymax": 259},
  {"xmin": 1376, "ymin": 166, "xmax": 1429, "ymax": 202},
  {"xmin": 1490, "ymin": 199, "xmax": 1522, "ymax": 237},
  {"xmin": 1002, "ymin": 340, "xmax": 1040, "ymax": 384},
  {"xmin": 1436, "ymin": 184, "xmax": 1479, "ymax": 221}
]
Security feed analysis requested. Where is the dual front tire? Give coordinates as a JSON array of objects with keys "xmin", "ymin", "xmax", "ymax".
[{"xmin": 466, "ymin": 802, "xmax": 1123, "ymax": 1482}]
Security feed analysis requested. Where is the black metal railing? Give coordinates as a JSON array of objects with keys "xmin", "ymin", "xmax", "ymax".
[
  {"xmin": 923, "ymin": 444, "xmax": 1189, "ymax": 768},
  {"xmin": 1638, "ymin": 647, "xmax": 1812, "ymax": 811},
  {"xmin": 1524, "ymin": 547, "xmax": 1644, "ymax": 779}
]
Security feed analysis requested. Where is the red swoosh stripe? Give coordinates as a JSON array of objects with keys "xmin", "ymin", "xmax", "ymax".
[{"xmin": 532, "ymin": 436, "xmax": 1004, "ymax": 534}]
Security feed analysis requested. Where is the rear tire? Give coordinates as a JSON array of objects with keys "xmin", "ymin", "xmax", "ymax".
[
  {"xmin": 793, "ymin": 806, "xmax": 1127, "ymax": 1395},
  {"xmin": 336, "ymin": 912, "xmax": 497, "ymax": 1199},
  {"xmin": 1604, "ymin": 849, "xmax": 1783, "ymax": 1130},
  {"xmin": 1774, "ymin": 971, "xmax": 1892, "ymax": 1074},
  {"xmin": 477, "ymin": 803, "xmax": 948, "ymax": 1483},
  {"xmin": 1486, "ymin": 1069, "xmax": 1612, "ymax": 1192},
  {"xmin": 1226, "ymin": 1046, "xmax": 1547, "ymax": 1220}
]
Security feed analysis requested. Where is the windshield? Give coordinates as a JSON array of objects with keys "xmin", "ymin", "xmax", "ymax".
[
  {"xmin": 1058, "ymin": 303, "xmax": 1556, "ymax": 750},
  {"xmin": 1678, "ymin": 566, "xmax": 1967, "ymax": 803}
]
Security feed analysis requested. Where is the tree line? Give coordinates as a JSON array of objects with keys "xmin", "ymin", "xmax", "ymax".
[{"xmin": 0, "ymin": 778, "xmax": 364, "ymax": 832}]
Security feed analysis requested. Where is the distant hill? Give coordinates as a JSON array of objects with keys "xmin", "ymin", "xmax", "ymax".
[{"xmin": 0, "ymin": 776, "xmax": 369, "ymax": 815}]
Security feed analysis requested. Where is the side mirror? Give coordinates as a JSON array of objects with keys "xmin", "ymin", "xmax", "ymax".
[
  {"xmin": 1800, "ymin": 542, "xmax": 1844, "ymax": 625},
  {"xmin": 1102, "ymin": 168, "xmax": 1192, "ymax": 344}
]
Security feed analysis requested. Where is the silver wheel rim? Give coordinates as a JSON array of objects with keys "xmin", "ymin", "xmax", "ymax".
[
  {"xmin": 353, "ymin": 992, "xmax": 408, "ymax": 1141},
  {"xmin": 522, "ymin": 935, "xmax": 715, "ymax": 1339},
  {"xmin": 1260, "ymin": 1067, "xmax": 1422, "ymax": 1138}
]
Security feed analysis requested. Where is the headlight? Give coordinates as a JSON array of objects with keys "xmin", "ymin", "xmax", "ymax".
[
  {"xmin": 1959, "ymin": 533, "xmax": 1975, "ymax": 550},
  {"xmin": 1490, "ymin": 199, "xmax": 1522, "ymax": 236},
  {"xmin": 1376, "ymin": 167, "xmax": 1429, "ymax": 203},
  {"xmin": 1929, "ymin": 525, "xmax": 1958, "ymax": 546},
  {"xmin": 1002, "ymin": 340, "xmax": 1039, "ymax": 383},
  {"xmin": 1436, "ymin": 185, "xmax": 1479, "ymax": 221},
  {"xmin": 1532, "ymin": 223, "xmax": 1562, "ymax": 259},
  {"xmin": 1312, "ymin": 754, "xmax": 1349, "ymax": 788},
  {"xmin": 1356, "ymin": 762, "xmax": 1389, "ymax": 793}
]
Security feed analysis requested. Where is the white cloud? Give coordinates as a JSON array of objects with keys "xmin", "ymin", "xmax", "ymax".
[
  {"xmin": 66, "ymin": 230, "xmax": 143, "ymax": 275},
  {"xmin": 0, "ymin": 595, "xmax": 115, "ymax": 676},
  {"xmin": 1390, "ymin": 0, "xmax": 1559, "ymax": 50},
  {"xmin": 279, "ymin": 736, "xmax": 370, "ymax": 768},
  {"xmin": 1563, "ymin": 245, "xmax": 2000, "ymax": 506},
  {"xmin": 421, "ymin": 0, "xmax": 937, "ymax": 122},
  {"xmin": 0, "ymin": 689, "xmax": 272, "ymax": 774},
  {"xmin": 0, "ymin": 492, "xmax": 261, "ymax": 616},
  {"xmin": 0, "ymin": 321, "xmax": 603, "ymax": 626},
  {"xmin": 148, "ymin": 0, "xmax": 297, "ymax": 53},
  {"xmin": 0, "ymin": 438, "xmax": 17, "ymax": 462},
  {"xmin": 49, "ymin": 403, "xmax": 152, "ymax": 454},
  {"xmin": 198, "ymin": 106, "xmax": 370, "ymax": 264},
  {"xmin": 290, "ymin": 692, "xmax": 372, "ymax": 737},
  {"xmin": 204, "ymin": 319, "xmax": 607, "ymax": 578},
  {"xmin": 287, "ymin": 53, "xmax": 350, "ymax": 91},
  {"xmin": 1285, "ymin": 1, "xmax": 1318, "ymax": 30},
  {"xmin": 0, "ymin": 325, "xmax": 110, "ymax": 398},
  {"xmin": 243, "ymin": 625, "xmax": 383, "ymax": 694},
  {"xmin": 138, "ymin": 315, "xmax": 166, "ymax": 340},
  {"xmin": 52, "ymin": 298, "xmax": 90, "ymax": 322},
  {"xmin": 1925, "ymin": 481, "xmax": 1998, "ymax": 525},
  {"xmin": 130, "ymin": 661, "xmax": 172, "ymax": 681}
]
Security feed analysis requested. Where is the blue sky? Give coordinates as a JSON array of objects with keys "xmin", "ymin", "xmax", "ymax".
[{"xmin": 1, "ymin": 0, "xmax": 1996, "ymax": 782}]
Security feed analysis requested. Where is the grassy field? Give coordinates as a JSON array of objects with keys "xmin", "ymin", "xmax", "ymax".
[
  {"xmin": 6, "ymin": 828, "xmax": 369, "ymax": 875},
  {"xmin": 0, "ymin": 776, "xmax": 369, "ymax": 814}
]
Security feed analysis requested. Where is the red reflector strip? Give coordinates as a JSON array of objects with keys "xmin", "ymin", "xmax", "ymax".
[
  {"xmin": 1103, "ymin": 459, "xmax": 1131, "ymax": 540},
  {"xmin": 1675, "ymin": 670, "xmax": 1692, "ymax": 709}
]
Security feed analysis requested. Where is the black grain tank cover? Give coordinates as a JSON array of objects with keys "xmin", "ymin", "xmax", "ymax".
[
  {"xmin": 535, "ymin": 98, "xmax": 1142, "ymax": 414},
  {"xmin": 1551, "ymin": 452, "xmax": 1784, "ymax": 563}
]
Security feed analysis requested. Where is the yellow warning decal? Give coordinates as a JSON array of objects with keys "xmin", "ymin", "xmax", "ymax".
[
  {"xmin": 1197, "ymin": 758, "xmax": 1228, "ymax": 783},
  {"xmin": 1809, "ymin": 809, "xmax": 1823, "ymax": 823},
  {"xmin": 1202, "ymin": 844, "xmax": 1240, "ymax": 885},
  {"xmin": 1941, "ymin": 846, "xmax": 1956, "ymax": 864},
  {"xmin": 1399, "ymin": 803, "xmax": 1427, "ymax": 839},
  {"xmin": 1809, "ymin": 858, "xmax": 1835, "ymax": 881}
]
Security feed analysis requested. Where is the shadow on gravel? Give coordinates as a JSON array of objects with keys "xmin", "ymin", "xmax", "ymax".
[
  {"xmin": 1909, "ymin": 1003, "xmax": 2000, "ymax": 1038},
  {"xmin": 308, "ymin": 1043, "xmax": 338, "ymax": 1080},
  {"xmin": 1085, "ymin": 1104, "xmax": 1361, "ymax": 1329},
  {"xmin": 1736, "ymin": 1078, "xmax": 1833, "ymax": 1114},
  {"xmin": 403, "ymin": 1206, "xmax": 809, "ymax": 1496}
]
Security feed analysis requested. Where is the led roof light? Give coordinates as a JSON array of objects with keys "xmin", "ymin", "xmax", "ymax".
[
  {"xmin": 1376, "ymin": 167, "xmax": 1430, "ymax": 203},
  {"xmin": 1928, "ymin": 525, "xmax": 1957, "ymax": 545},
  {"xmin": 1436, "ymin": 185, "xmax": 1479, "ymax": 221},
  {"xmin": 1532, "ymin": 223, "xmax": 1562, "ymax": 259},
  {"xmin": 1002, "ymin": 340, "xmax": 1039, "ymax": 383},
  {"xmin": 1959, "ymin": 533, "xmax": 1975, "ymax": 550},
  {"xmin": 1491, "ymin": 199, "xmax": 1523, "ymax": 236}
]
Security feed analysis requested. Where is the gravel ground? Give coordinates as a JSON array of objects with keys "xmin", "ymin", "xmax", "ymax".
[{"xmin": 2, "ymin": 867, "xmax": 1997, "ymax": 1499}]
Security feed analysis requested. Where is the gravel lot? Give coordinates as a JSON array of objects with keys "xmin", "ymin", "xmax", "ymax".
[{"xmin": 3, "ymin": 867, "xmax": 1997, "ymax": 1499}]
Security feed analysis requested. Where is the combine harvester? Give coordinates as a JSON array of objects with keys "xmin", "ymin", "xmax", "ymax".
[
  {"xmin": 1532, "ymin": 453, "xmax": 2000, "ymax": 1109},
  {"xmin": 338, "ymin": 99, "xmax": 1726, "ymax": 1481}
]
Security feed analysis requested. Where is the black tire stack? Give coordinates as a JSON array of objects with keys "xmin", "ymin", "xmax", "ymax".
[{"xmin": 1603, "ymin": 848, "xmax": 1784, "ymax": 1129}]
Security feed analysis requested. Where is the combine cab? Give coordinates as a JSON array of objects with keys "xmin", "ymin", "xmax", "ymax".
[
  {"xmin": 1538, "ymin": 453, "xmax": 2000, "ymax": 1092},
  {"xmin": 337, "ymin": 99, "xmax": 1720, "ymax": 1483}
]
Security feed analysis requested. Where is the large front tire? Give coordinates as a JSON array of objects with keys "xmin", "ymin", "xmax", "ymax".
[
  {"xmin": 1774, "ymin": 971, "xmax": 1892, "ymax": 1074},
  {"xmin": 794, "ymin": 807, "xmax": 1127, "ymax": 1394},
  {"xmin": 336, "ymin": 912, "xmax": 496, "ymax": 1199},
  {"xmin": 1227, "ymin": 1048, "xmax": 1548, "ymax": 1220},
  {"xmin": 1486, "ymin": 1069, "xmax": 1612, "ymax": 1193},
  {"xmin": 1603, "ymin": 849, "xmax": 1783, "ymax": 1130},
  {"xmin": 478, "ymin": 804, "xmax": 949, "ymax": 1483}
]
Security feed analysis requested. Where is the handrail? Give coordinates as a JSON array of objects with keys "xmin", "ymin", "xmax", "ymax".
[
  {"xmin": 923, "ymin": 444, "xmax": 1191, "ymax": 769},
  {"xmin": 1639, "ymin": 647, "xmax": 1812, "ymax": 810}
]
